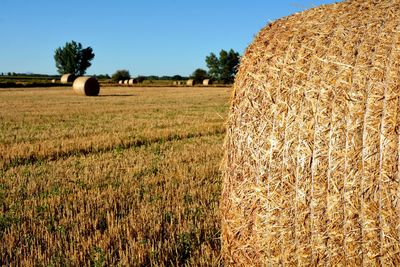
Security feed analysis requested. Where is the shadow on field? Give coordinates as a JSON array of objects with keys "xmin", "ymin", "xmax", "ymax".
[{"xmin": 98, "ymin": 94, "xmax": 137, "ymax": 97}]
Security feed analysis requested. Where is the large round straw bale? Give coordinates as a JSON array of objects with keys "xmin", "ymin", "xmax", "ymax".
[
  {"xmin": 202, "ymin": 79, "xmax": 211, "ymax": 86},
  {"xmin": 222, "ymin": 0, "xmax": 400, "ymax": 265},
  {"xmin": 186, "ymin": 79, "xmax": 195, "ymax": 86},
  {"xmin": 60, "ymin": 74, "xmax": 75, "ymax": 84},
  {"xmin": 124, "ymin": 80, "xmax": 129, "ymax": 85},
  {"xmin": 51, "ymin": 79, "xmax": 56, "ymax": 83},
  {"xmin": 128, "ymin": 78, "xmax": 137, "ymax": 85},
  {"xmin": 118, "ymin": 80, "xmax": 123, "ymax": 84},
  {"xmin": 72, "ymin": 76, "xmax": 100, "ymax": 96}
]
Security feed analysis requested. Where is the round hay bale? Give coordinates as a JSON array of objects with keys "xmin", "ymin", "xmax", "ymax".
[
  {"xmin": 123, "ymin": 80, "xmax": 128, "ymax": 85},
  {"xmin": 51, "ymin": 79, "xmax": 56, "ymax": 83},
  {"xmin": 60, "ymin": 74, "xmax": 75, "ymax": 84},
  {"xmin": 222, "ymin": 0, "xmax": 400, "ymax": 265},
  {"xmin": 202, "ymin": 79, "xmax": 211, "ymax": 86},
  {"xmin": 118, "ymin": 80, "xmax": 123, "ymax": 84},
  {"xmin": 72, "ymin": 76, "xmax": 100, "ymax": 96},
  {"xmin": 128, "ymin": 78, "xmax": 137, "ymax": 85},
  {"xmin": 186, "ymin": 79, "xmax": 195, "ymax": 86}
]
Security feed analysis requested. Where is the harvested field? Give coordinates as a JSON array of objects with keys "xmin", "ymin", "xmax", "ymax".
[{"xmin": 0, "ymin": 86, "xmax": 231, "ymax": 266}]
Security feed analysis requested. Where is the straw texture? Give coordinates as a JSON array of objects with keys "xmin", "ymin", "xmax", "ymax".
[
  {"xmin": 221, "ymin": 0, "xmax": 400, "ymax": 265},
  {"xmin": 72, "ymin": 76, "xmax": 100, "ymax": 96}
]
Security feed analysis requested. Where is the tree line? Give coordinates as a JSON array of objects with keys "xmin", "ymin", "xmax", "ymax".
[
  {"xmin": 110, "ymin": 71, "xmax": 191, "ymax": 83},
  {"xmin": 53, "ymin": 41, "xmax": 241, "ymax": 84}
]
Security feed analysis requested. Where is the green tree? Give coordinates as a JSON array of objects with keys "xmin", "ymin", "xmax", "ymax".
[
  {"xmin": 191, "ymin": 68, "xmax": 208, "ymax": 84},
  {"xmin": 96, "ymin": 74, "xmax": 111, "ymax": 80},
  {"xmin": 205, "ymin": 53, "xmax": 219, "ymax": 81},
  {"xmin": 54, "ymin": 41, "xmax": 95, "ymax": 76},
  {"xmin": 172, "ymin": 75, "xmax": 184, "ymax": 80},
  {"xmin": 205, "ymin": 49, "xmax": 240, "ymax": 84},
  {"xmin": 136, "ymin": 76, "xmax": 146, "ymax": 83},
  {"xmin": 111, "ymin": 70, "xmax": 130, "ymax": 82}
]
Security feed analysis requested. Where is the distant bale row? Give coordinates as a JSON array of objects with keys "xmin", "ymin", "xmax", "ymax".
[
  {"xmin": 118, "ymin": 79, "xmax": 137, "ymax": 85},
  {"xmin": 172, "ymin": 79, "xmax": 212, "ymax": 86},
  {"xmin": 173, "ymin": 81, "xmax": 184, "ymax": 85}
]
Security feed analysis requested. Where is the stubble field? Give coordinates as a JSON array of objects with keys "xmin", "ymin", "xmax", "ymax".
[{"xmin": 0, "ymin": 86, "xmax": 231, "ymax": 266}]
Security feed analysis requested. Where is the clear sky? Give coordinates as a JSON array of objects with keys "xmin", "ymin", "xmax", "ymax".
[{"xmin": 0, "ymin": 0, "xmax": 340, "ymax": 77}]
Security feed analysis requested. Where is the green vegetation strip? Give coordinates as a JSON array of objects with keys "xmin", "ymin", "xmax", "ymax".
[{"xmin": 0, "ymin": 82, "xmax": 65, "ymax": 88}]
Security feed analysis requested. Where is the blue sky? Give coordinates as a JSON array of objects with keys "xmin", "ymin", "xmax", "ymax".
[{"xmin": 0, "ymin": 0, "xmax": 339, "ymax": 76}]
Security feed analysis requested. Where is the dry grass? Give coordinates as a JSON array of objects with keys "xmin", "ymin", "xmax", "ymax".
[
  {"xmin": 222, "ymin": 0, "xmax": 400, "ymax": 265},
  {"xmin": 0, "ymin": 86, "xmax": 231, "ymax": 266}
]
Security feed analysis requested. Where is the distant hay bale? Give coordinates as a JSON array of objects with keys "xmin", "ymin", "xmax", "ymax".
[
  {"xmin": 51, "ymin": 79, "xmax": 56, "ymax": 83},
  {"xmin": 128, "ymin": 79, "xmax": 137, "ymax": 85},
  {"xmin": 202, "ymin": 79, "xmax": 211, "ymax": 86},
  {"xmin": 72, "ymin": 76, "xmax": 100, "ymax": 96},
  {"xmin": 118, "ymin": 80, "xmax": 123, "ymax": 84},
  {"xmin": 222, "ymin": 0, "xmax": 400, "ymax": 266},
  {"xmin": 173, "ymin": 81, "xmax": 178, "ymax": 85},
  {"xmin": 124, "ymin": 80, "xmax": 129, "ymax": 85},
  {"xmin": 186, "ymin": 79, "xmax": 195, "ymax": 86},
  {"xmin": 60, "ymin": 74, "xmax": 75, "ymax": 84}
]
